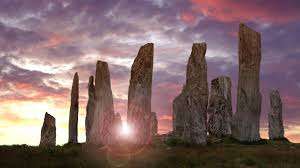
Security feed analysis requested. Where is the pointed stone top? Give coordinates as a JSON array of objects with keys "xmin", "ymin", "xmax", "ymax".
[
  {"xmin": 270, "ymin": 89, "xmax": 280, "ymax": 95},
  {"xmin": 130, "ymin": 43, "xmax": 154, "ymax": 80},
  {"xmin": 211, "ymin": 76, "xmax": 231, "ymax": 82},
  {"xmin": 44, "ymin": 112, "xmax": 55, "ymax": 125},
  {"xmin": 141, "ymin": 43, "xmax": 154, "ymax": 49},
  {"xmin": 73, "ymin": 72, "xmax": 79, "ymax": 83},
  {"xmin": 186, "ymin": 43, "xmax": 207, "ymax": 86},
  {"xmin": 239, "ymin": 23, "xmax": 261, "ymax": 37},
  {"xmin": 97, "ymin": 60, "xmax": 108, "ymax": 66},
  {"xmin": 74, "ymin": 72, "xmax": 79, "ymax": 77},
  {"xmin": 192, "ymin": 42, "xmax": 207, "ymax": 49},
  {"xmin": 239, "ymin": 23, "xmax": 260, "ymax": 35},
  {"xmin": 189, "ymin": 42, "xmax": 207, "ymax": 63},
  {"xmin": 45, "ymin": 112, "xmax": 54, "ymax": 119},
  {"xmin": 88, "ymin": 75, "xmax": 94, "ymax": 83}
]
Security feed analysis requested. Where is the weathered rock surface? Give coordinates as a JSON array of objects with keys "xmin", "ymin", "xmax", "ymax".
[
  {"xmin": 208, "ymin": 76, "xmax": 232, "ymax": 137},
  {"xmin": 232, "ymin": 23, "xmax": 262, "ymax": 142},
  {"xmin": 181, "ymin": 43, "xmax": 208, "ymax": 145},
  {"xmin": 150, "ymin": 112, "xmax": 158, "ymax": 136},
  {"xmin": 172, "ymin": 87, "xmax": 186, "ymax": 137},
  {"xmin": 127, "ymin": 43, "xmax": 154, "ymax": 145},
  {"xmin": 89, "ymin": 61, "xmax": 115, "ymax": 145},
  {"xmin": 68, "ymin": 72, "xmax": 79, "ymax": 144},
  {"xmin": 85, "ymin": 76, "xmax": 95, "ymax": 143},
  {"xmin": 40, "ymin": 112, "xmax": 56, "ymax": 147},
  {"xmin": 268, "ymin": 89, "xmax": 285, "ymax": 140}
]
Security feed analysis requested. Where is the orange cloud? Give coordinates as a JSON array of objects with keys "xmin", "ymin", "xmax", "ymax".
[
  {"xmin": 44, "ymin": 33, "xmax": 70, "ymax": 48},
  {"xmin": 190, "ymin": 0, "xmax": 300, "ymax": 23},
  {"xmin": 180, "ymin": 12, "xmax": 197, "ymax": 25},
  {"xmin": 283, "ymin": 95, "xmax": 300, "ymax": 109}
]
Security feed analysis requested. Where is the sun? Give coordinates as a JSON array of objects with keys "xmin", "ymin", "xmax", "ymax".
[{"xmin": 120, "ymin": 121, "xmax": 132, "ymax": 137}]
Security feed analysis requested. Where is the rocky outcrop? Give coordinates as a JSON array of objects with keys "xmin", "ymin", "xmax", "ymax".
[
  {"xmin": 68, "ymin": 72, "xmax": 79, "ymax": 144},
  {"xmin": 150, "ymin": 112, "xmax": 158, "ymax": 136},
  {"xmin": 172, "ymin": 88, "xmax": 186, "ymax": 137},
  {"xmin": 208, "ymin": 76, "xmax": 232, "ymax": 137},
  {"xmin": 85, "ymin": 76, "xmax": 95, "ymax": 143},
  {"xmin": 232, "ymin": 23, "xmax": 262, "ymax": 142},
  {"xmin": 181, "ymin": 43, "xmax": 208, "ymax": 145},
  {"xmin": 268, "ymin": 89, "xmax": 285, "ymax": 140},
  {"xmin": 127, "ymin": 43, "xmax": 154, "ymax": 145},
  {"xmin": 89, "ymin": 61, "xmax": 115, "ymax": 145},
  {"xmin": 40, "ymin": 112, "xmax": 56, "ymax": 147}
]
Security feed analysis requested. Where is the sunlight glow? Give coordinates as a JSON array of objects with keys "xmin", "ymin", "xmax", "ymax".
[{"xmin": 120, "ymin": 121, "xmax": 132, "ymax": 137}]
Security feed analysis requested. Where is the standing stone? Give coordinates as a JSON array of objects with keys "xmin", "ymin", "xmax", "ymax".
[
  {"xmin": 268, "ymin": 89, "xmax": 285, "ymax": 140},
  {"xmin": 85, "ymin": 76, "xmax": 95, "ymax": 143},
  {"xmin": 172, "ymin": 87, "xmax": 186, "ymax": 137},
  {"xmin": 68, "ymin": 72, "xmax": 79, "ymax": 144},
  {"xmin": 181, "ymin": 43, "xmax": 208, "ymax": 145},
  {"xmin": 40, "ymin": 112, "xmax": 56, "ymax": 147},
  {"xmin": 232, "ymin": 23, "xmax": 262, "ymax": 142},
  {"xmin": 113, "ymin": 113, "xmax": 122, "ymax": 141},
  {"xmin": 150, "ymin": 112, "xmax": 158, "ymax": 136},
  {"xmin": 208, "ymin": 76, "xmax": 232, "ymax": 138},
  {"xmin": 89, "ymin": 61, "xmax": 115, "ymax": 145},
  {"xmin": 127, "ymin": 43, "xmax": 154, "ymax": 145}
]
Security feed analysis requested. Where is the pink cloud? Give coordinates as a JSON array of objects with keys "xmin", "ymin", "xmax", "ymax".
[
  {"xmin": 180, "ymin": 11, "xmax": 197, "ymax": 25},
  {"xmin": 190, "ymin": 0, "xmax": 300, "ymax": 23},
  {"xmin": 283, "ymin": 95, "xmax": 300, "ymax": 109}
]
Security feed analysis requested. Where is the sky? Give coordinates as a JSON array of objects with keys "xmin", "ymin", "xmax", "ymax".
[{"xmin": 0, "ymin": 0, "xmax": 300, "ymax": 145}]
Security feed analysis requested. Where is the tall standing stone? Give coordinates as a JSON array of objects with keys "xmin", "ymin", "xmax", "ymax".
[
  {"xmin": 181, "ymin": 43, "xmax": 208, "ymax": 145},
  {"xmin": 208, "ymin": 76, "xmax": 232, "ymax": 137},
  {"xmin": 127, "ymin": 43, "xmax": 153, "ymax": 145},
  {"xmin": 172, "ymin": 87, "xmax": 186, "ymax": 137},
  {"xmin": 40, "ymin": 112, "xmax": 56, "ymax": 147},
  {"xmin": 232, "ymin": 23, "xmax": 262, "ymax": 142},
  {"xmin": 89, "ymin": 61, "xmax": 115, "ymax": 145},
  {"xmin": 150, "ymin": 112, "xmax": 158, "ymax": 136},
  {"xmin": 85, "ymin": 76, "xmax": 95, "ymax": 143},
  {"xmin": 68, "ymin": 72, "xmax": 79, "ymax": 144},
  {"xmin": 268, "ymin": 89, "xmax": 285, "ymax": 140}
]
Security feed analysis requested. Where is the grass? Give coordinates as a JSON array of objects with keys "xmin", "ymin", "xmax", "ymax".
[{"xmin": 0, "ymin": 136, "xmax": 300, "ymax": 168}]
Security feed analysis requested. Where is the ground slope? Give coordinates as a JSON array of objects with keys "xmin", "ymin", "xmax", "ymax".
[{"xmin": 0, "ymin": 137, "xmax": 299, "ymax": 168}]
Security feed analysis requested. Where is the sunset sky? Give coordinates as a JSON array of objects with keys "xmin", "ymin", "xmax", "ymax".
[{"xmin": 0, "ymin": 0, "xmax": 300, "ymax": 145}]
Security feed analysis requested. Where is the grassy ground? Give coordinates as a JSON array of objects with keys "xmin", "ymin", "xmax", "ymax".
[{"xmin": 0, "ymin": 136, "xmax": 299, "ymax": 168}]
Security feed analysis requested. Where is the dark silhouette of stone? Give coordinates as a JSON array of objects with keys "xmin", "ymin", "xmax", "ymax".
[
  {"xmin": 268, "ymin": 89, "xmax": 285, "ymax": 140},
  {"xmin": 181, "ymin": 43, "xmax": 208, "ymax": 145},
  {"xmin": 127, "ymin": 43, "xmax": 154, "ymax": 145},
  {"xmin": 40, "ymin": 112, "xmax": 56, "ymax": 147},
  {"xmin": 232, "ymin": 23, "xmax": 262, "ymax": 142},
  {"xmin": 208, "ymin": 76, "xmax": 232, "ymax": 138},
  {"xmin": 89, "ymin": 61, "xmax": 115, "ymax": 145},
  {"xmin": 150, "ymin": 112, "xmax": 158, "ymax": 136},
  {"xmin": 68, "ymin": 72, "xmax": 79, "ymax": 144},
  {"xmin": 85, "ymin": 76, "xmax": 95, "ymax": 143}
]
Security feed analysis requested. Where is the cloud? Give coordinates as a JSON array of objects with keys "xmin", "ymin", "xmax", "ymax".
[
  {"xmin": 190, "ymin": 0, "xmax": 300, "ymax": 23},
  {"xmin": 0, "ymin": 22, "xmax": 45, "ymax": 52}
]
